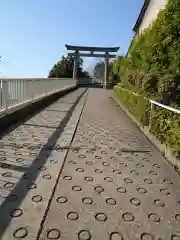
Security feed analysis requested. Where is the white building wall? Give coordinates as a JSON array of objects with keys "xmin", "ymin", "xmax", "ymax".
[{"xmin": 139, "ymin": 0, "xmax": 166, "ymax": 33}]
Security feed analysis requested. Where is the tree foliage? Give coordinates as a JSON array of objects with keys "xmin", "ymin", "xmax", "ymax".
[
  {"xmin": 93, "ymin": 60, "xmax": 117, "ymax": 86},
  {"xmin": 93, "ymin": 61, "xmax": 104, "ymax": 79},
  {"xmin": 48, "ymin": 55, "xmax": 89, "ymax": 78}
]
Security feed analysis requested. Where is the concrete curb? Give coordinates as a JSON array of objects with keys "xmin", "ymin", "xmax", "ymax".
[{"xmin": 112, "ymin": 94, "xmax": 180, "ymax": 172}]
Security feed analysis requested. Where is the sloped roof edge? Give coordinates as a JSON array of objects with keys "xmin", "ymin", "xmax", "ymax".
[{"xmin": 133, "ymin": 0, "xmax": 151, "ymax": 32}]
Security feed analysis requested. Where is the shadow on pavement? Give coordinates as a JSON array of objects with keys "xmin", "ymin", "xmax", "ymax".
[{"xmin": 0, "ymin": 88, "xmax": 87, "ymax": 238}]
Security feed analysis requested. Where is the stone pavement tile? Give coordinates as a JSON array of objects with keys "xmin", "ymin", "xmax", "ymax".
[
  {"xmin": 0, "ymin": 88, "xmax": 88, "ymax": 240},
  {"xmin": 40, "ymin": 89, "xmax": 180, "ymax": 240}
]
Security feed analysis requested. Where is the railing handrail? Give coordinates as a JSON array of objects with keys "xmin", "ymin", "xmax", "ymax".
[
  {"xmin": 0, "ymin": 78, "xmax": 77, "ymax": 116},
  {"xmin": 1, "ymin": 78, "xmax": 74, "ymax": 81},
  {"xmin": 116, "ymin": 85, "xmax": 180, "ymax": 115}
]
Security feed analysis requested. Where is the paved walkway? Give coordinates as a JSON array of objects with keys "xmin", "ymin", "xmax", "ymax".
[{"xmin": 0, "ymin": 88, "xmax": 180, "ymax": 239}]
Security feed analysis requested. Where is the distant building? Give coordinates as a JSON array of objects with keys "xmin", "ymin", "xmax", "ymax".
[{"xmin": 133, "ymin": 0, "xmax": 166, "ymax": 35}]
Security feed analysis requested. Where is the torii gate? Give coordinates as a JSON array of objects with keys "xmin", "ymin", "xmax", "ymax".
[{"xmin": 65, "ymin": 45, "xmax": 119, "ymax": 88}]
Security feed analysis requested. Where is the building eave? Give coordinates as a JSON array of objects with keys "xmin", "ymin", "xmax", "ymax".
[{"xmin": 133, "ymin": 0, "xmax": 151, "ymax": 33}]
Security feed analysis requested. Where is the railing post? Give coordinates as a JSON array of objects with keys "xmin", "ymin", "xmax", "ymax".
[
  {"xmin": 104, "ymin": 56, "xmax": 109, "ymax": 89},
  {"xmin": 2, "ymin": 80, "xmax": 9, "ymax": 111},
  {"xmin": 149, "ymin": 101, "xmax": 154, "ymax": 130},
  {"xmin": 31, "ymin": 79, "xmax": 34, "ymax": 100}
]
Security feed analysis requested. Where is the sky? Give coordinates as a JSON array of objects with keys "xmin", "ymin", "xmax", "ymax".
[{"xmin": 0, "ymin": 0, "xmax": 144, "ymax": 78}]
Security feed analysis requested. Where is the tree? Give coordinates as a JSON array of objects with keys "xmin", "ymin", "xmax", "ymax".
[
  {"xmin": 48, "ymin": 55, "xmax": 89, "ymax": 78},
  {"xmin": 93, "ymin": 60, "xmax": 116, "ymax": 84},
  {"xmin": 93, "ymin": 61, "xmax": 105, "ymax": 79}
]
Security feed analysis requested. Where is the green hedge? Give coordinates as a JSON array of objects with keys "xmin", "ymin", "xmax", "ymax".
[
  {"xmin": 114, "ymin": 86, "xmax": 150, "ymax": 126},
  {"xmin": 112, "ymin": 0, "xmax": 180, "ymax": 105},
  {"xmin": 114, "ymin": 86, "xmax": 180, "ymax": 158},
  {"xmin": 151, "ymin": 107, "xmax": 180, "ymax": 158},
  {"xmin": 112, "ymin": 0, "xmax": 180, "ymax": 159}
]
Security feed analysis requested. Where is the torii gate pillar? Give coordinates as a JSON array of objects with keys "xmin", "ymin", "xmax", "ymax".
[{"xmin": 73, "ymin": 51, "xmax": 79, "ymax": 79}]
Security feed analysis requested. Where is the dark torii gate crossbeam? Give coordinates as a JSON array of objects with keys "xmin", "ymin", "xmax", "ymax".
[{"xmin": 65, "ymin": 45, "xmax": 119, "ymax": 88}]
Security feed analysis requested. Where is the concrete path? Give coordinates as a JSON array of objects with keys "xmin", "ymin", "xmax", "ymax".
[{"xmin": 0, "ymin": 88, "xmax": 180, "ymax": 239}]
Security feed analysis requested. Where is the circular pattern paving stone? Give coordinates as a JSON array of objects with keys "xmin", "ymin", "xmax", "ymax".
[
  {"xmin": 47, "ymin": 228, "xmax": 61, "ymax": 239},
  {"xmin": 79, "ymin": 155, "xmax": 86, "ymax": 159},
  {"xmin": 4, "ymin": 182, "xmax": 14, "ymax": 189},
  {"xmin": 160, "ymin": 188, "xmax": 171, "ymax": 195},
  {"xmin": 137, "ymin": 187, "xmax": 147, "ymax": 194},
  {"xmin": 68, "ymin": 160, "xmax": 76, "ymax": 164},
  {"xmin": 154, "ymin": 199, "xmax": 165, "ymax": 207},
  {"xmin": 122, "ymin": 212, "xmax": 134, "ymax": 222},
  {"xmin": 50, "ymin": 160, "xmax": 58, "ymax": 164},
  {"xmin": 117, "ymin": 187, "xmax": 126, "ymax": 193},
  {"xmin": 67, "ymin": 211, "xmax": 79, "ymax": 220},
  {"xmin": 149, "ymin": 170, "xmax": 158, "ymax": 176},
  {"xmin": 148, "ymin": 213, "xmax": 160, "ymax": 223},
  {"xmin": 95, "ymin": 168, "xmax": 103, "ymax": 174},
  {"xmin": 82, "ymin": 197, "xmax": 93, "ymax": 205},
  {"xmin": 57, "ymin": 196, "xmax": 68, "ymax": 204},
  {"xmin": 72, "ymin": 185, "xmax": 82, "ymax": 191},
  {"xmin": 10, "ymin": 208, "xmax": 23, "ymax": 218},
  {"xmin": 175, "ymin": 214, "xmax": 180, "ymax": 222},
  {"xmin": 2, "ymin": 172, "xmax": 12, "ymax": 177},
  {"xmin": 86, "ymin": 161, "xmax": 93, "ymax": 165},
  {"xmin": 76, "ymin": 168, "xmax": 84, "ymax": 172},
  {"xmin": 141, "ymin": 233, "xmax": 155, "ymax": 240},
  {"xmin": 110, "ymin": 232, "xmax": 123, "ymax": 240},
  {"xmin": 125, "ymin": 157, "xmax": 133, "ymax": 162},
  {"xmin": 43, "ymin": 174, "xmax": 52, "ymax": 179},
  {"xmin": 106, "ymin": 198, "xmax": 116, "ymax": 205},
  {"xmin": 124, "ymin": 178, "xmax": 133, "ymax": 184},
  {"xmin": 136, "ymin": 163, "xmax": 144, "ymax": 168},
  {"xmin": 27, "ymin": 183, "xmax": 37, "ymax": 189},
  {"xmin": 95, "ymin": 213, "xmax": 107, "ymax": 222},
  {"xmin": 16, "ymin": 158, "xmax": 24, "ymax": 163},
  {"xmin": 84, "ymin": 176, "xmax": 93, "ymax": 182},
  {"xmin": 116, "ymin": 152, "xmax": 122, "ymax": 156},
  {"xmin": 171, "ymin": 234, "xmax": 180, "ymax": 240},
  {"xmin": 101, "ymin": 150, "xmax": 107, "ymax": 155},
  {"xmin": 102, "ymin": 162, "xmax": 109, "ymax": 166},
  {"xmin": 142, "ymin": 158, "xmax": 150, "ymax": 163},
  {"xmin": 130, "ymin": 198, "xmax": 141, "ymax": 206},
  {"xmin": 13, "ymin": 227, "xmax": 28, "ymax": 239},
  {"xmin": 94, "ymin": 185, "xmax": 104, "ymax": 194},
  {"xmin": 130, "ymin": 170, "xmax": 139, "ymax": 176},
  {"xmin": 104, "ymin": 177, "xmax": 113, "ymax": 182},
  {"xmin": 113, "ymin": 169, "xmax": 121, "ymax": 175},
  {"xmin": 144, "ymin": 179, "xmax": 153, "ymax": 184},
  {"xmin": 163, "ymin": 178, "xmax": 173, "ymax": 185},
  {"xmin": 32, "ymin": 195, "xmax": 43, "ymax": 203},
  {"xmin": 119, "ymin": 162, "xmax": 128, "ymax": 167},
  {"xmin": 63, "ymin": 176, "xmax": 72, "ymax": 180},
  {"xmin": 153, "ymin": 164, "xmax": 160, "ymax": 168},
  {"xmin": 78, "ymin": 230, "xmax": 92, "ymax": 240}
]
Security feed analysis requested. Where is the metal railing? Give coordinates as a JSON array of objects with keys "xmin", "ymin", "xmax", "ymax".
[
  {"xmin": 0, "ymin": 78, "xmax": 77, "ymax": 116},
  {"xmin": 115, "ymin": 85, "xmax": 180, "ymax": 128}
]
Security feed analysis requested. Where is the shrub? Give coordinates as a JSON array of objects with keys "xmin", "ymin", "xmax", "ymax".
[
  {"xmin": 112, "ymin": 0, "xmax": 180, "ymax": 104},
  {"xmin": 151, "ymin": 107, "xmax": 180, "ymax": 158},
  {"xmin": 113, "ymin": 0, "xmax": 180, "ymax": 159},
  {"xmin": 114, "ymin": 86, "xmax": 150, "ymax": 126}
]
